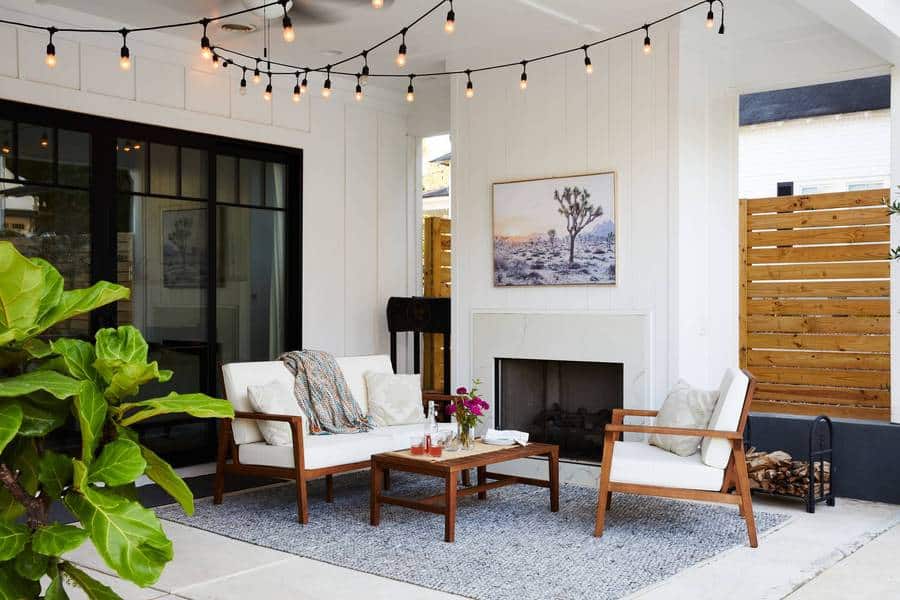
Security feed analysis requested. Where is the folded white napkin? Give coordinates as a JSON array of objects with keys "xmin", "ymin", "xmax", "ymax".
[{"xmin": 483, "ymin": 428, "xmax": 529, "ymax": 446}]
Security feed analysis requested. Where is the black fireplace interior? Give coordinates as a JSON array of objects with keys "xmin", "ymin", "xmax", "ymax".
[{"xmin": 495, "ymin": 358, "xmax": 623, "ymax": 462}]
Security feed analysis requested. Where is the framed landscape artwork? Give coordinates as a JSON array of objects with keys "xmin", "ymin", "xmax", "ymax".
[{"xmin": 493, "ymin": 172, "xmax": 617, "ymax": 286}]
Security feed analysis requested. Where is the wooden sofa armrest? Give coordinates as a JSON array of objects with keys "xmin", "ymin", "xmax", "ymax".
[
  {"xmin": 605, "ymin": 423, "xmax": 742, "ymax": 439},
  {"xmin": 233, "ymin": 411, "xmax": 304, "ymax": 425},
  {"xmin": 611, "ymin": 408, "xmax": 658, "ymax": 424}
]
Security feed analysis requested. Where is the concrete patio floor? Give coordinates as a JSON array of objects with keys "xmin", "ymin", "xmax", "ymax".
[{"xmin": 57, "ymin": 474, "xmax": 900, "ymax": 600}]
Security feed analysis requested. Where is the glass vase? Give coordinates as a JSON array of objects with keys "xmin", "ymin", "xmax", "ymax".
[{"xmin": 458, "ymin": 421, "xmax": 475, "ymax": 450}]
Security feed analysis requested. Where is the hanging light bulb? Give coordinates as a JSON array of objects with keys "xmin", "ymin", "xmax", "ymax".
[
  {"xmin": 240, "ymin": 69, "xmax": 248, "ymax": 95},
  {"xmin": 465, "ymin": 70, "xmax": 474, "ymax": 98},
  {"xmin": 360, "ymin": 51, "xmax": 370, "ymax": 85},
  {"xmin": 519, "ymin": 61, "xmax": 528, "ymax": 90},
  {"xmin": 133, "ymin": 142, "xmax": 141, "ymax": 150},
  {"xmin": 372, "ymin": 0, "xmax": 384, "ymax": 8},
  {"xmin": 300, "ymin": 71, "xmax": 308, "ymax": 95},
  {"xmin": 1, "ymin": 141, "xmax": 11, "ymax": 155},
  {"xmin": 118, "ymin": 29, "xmax": 131, "ymax": 70},
  {"xmin": 706, "ymin": 1, "xmax": 715, "ymax": 29},
  {"xmin": 212, "ymin": 54, "xmax": 221, "ymax": 68},
  {"xmin": 396, "ymin": 29, "xmax": 407, "ymax": 67},
  {"xmin": 281, "ymin": 1, "xmax": 295, "ymax": 42},
  {"xmin": 355, "ymin": 74, "xmax": 364, "ymax": 102},
  {"xmin": 583, "ymin": 45, "xmax": 593, "ymax": 74},
  {"xmin": 643, "ymin": 25, "xmax": 652, "ymax": 55},
  {"xmin": 39, "ymin": 131, "xmax": 49, "ymax": 149},
  {"xmin": 445, "ymin": 2, "xmax": 456, "ymax": 34},
  {"xmin": 292, "ymin": 72, "xmax": 301, "ymax": 102},
  {"xmin": 718, "ymin": 1, "xmax": 726, "ymax": 35},
  {"xmin": 406, "ymin": 75, "xmax": 415, "ymax": 102},
  {"xmin": 45, "ymin": 28, "xmax": 57, "ymax": 68},
  {"xmin": 264, "ymin": 74, "xmax": 272, "ymax": 101},
  {"xmin": 200, "ymin": 19, "xmax": 212, "ymax": 60},
  {"xmin": 322, "ymin": 67, "xmax": 332, "ymax": 98},
  {"xmin": 253, "ymin": 64, "xmax": 261, "ymax": 85}
]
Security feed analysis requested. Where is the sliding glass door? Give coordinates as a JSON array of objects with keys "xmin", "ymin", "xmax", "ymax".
[{"xmin": 0, "ymin": 100, "xmax": 302, "ymax": 464}]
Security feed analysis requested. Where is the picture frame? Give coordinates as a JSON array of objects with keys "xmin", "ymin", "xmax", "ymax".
[{"xmin": 492, "ymin": 172, "xmax": 617, "ymax": 287}]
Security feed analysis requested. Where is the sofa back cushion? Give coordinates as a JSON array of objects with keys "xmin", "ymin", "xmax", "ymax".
[
  {"xmin": 334, "ymin": 354, "xmax": 393, "ymax": 416},
  {"xmin": 222, "ymin": 361, "xmax": 294, "ymax": 445},
  {"xmin": 700, "ymin": 368, "xmax": 750, "ymax": 469}
]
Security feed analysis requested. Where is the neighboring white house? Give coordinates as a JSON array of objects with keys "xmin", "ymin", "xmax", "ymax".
[{"xmin": 739, "ymin": 108, "xmax": 890, "ymax": 199}]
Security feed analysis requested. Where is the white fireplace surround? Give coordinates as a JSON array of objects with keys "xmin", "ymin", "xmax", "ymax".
[{"xmin": 471, "ymin": 310, "xmax": 653, "ymax": 433}]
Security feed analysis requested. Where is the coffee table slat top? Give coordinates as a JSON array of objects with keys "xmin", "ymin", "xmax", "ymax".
[{"xmin": 374, "ymin": 441, "xmax": 557, "ymax": 472}]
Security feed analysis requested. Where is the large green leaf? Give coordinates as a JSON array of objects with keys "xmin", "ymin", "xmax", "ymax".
[
  {"xmin": 49, "ymin": 338, "xmax": 99, "ymax": 382},
  {"xmin": 116, "ymin": 393, "xmax": 234, "ymax": 427},
  {"xmin": 13, "ymin": 543, "xmax": 47, "ymax": 580},
  {"xmin": 71, "ymin": 382, "xmax": 107, "ymax": 463},
  {"xmin": 16, "ymin": 392, "xmax": 71, "ymax": 437},
  {"xmin": 140, "ymin": 444, "xmax": 194, "ymax": 515},
  {"xmin": 0, "ymin": 404, "xmax": 22, "ymax": 454},
  {"xmin": 5, "ymin": 438, "xmax": 39, "ymax": 496},
  {"xmin": 31, "ymin": 524, "xmax": 88, "ymax": 557},
  {"xmin": 45, "ymin": 571, "xmax": 70, "ymax": 600},
  {"xmin": 58, "ymin": 562, "xmax": 120, "ymax": 600},
  {"xmin": 0, "ymin": 521, "xmax": 29, "ymax": 561},
  {"xmin": 102, "ymin": 362, "xmax": 170, "ymax": 402},
  {"xmin": 0, "ymin": 371, "xmax": 82, "ymax": 401},
  {"xmin": 0, "ymin": 566, "xmax": 40, "ymax": 600},
  {"xmin": 0, "ymin": 241, "xmax": 50, "ymax": 346},
  {"xmin": 39, "ymin": 281, "xmax": 129, "ymax": 335},
  {"xmin": 88, "ymin": 440, "xmax": 146, "ymax": 487},
  {"xmin": 65, "ymin": 463, "xmax": 173, "ymax": 587},
  {"xmin": 39, "ymin": 451, "xmax": 74, "ymax": 499},
  {"xmin": 93, "ymin": 327, "xmax": 149, "ymax": 374}
]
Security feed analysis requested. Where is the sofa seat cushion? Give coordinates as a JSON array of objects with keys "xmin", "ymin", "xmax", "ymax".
[
  {"xmin": 609, "ymin": 441, "xmax": 724, "ymax": 491},
  {"xmin": 238, "ymin": 423, "xmax": 455, "ymax": 470}
]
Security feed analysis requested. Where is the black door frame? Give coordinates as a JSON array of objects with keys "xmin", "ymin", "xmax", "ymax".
[{"xmin": 0, "ymin": 98, "xmax": 303, "ymax": 398}]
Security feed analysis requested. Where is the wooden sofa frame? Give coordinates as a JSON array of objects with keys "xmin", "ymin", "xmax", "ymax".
[
  {"xmin": 594, "ymin": 370, "xmax": 759, "ymax": 547},
  {"xmin": 213, "ymin": 392, "xmax": 455, "ymax": 524}
]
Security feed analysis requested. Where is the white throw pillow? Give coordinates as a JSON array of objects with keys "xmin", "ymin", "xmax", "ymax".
[
  {"xmin": 649, "ymin": 379, "xmax": 718, "ymax": 457},
  {"xmin": 364, "ymin": 372, "xmax": 425, "ymax": 427},
  {"xmin": 247, "ymin": 380, "xmax": 306, "ymax": 445}
]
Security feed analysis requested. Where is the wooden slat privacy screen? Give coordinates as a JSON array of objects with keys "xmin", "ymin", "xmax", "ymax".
[
  {"xmin": 740, "ymin": 189, "xmax": 891, "ymax": 421},
  {"xmin": 423, "ymin": 217, "xmax": 451, "ymax": 391}
]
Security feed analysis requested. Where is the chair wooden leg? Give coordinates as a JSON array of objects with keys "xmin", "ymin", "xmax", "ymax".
[
  {"xmin": 325, "ymin": 474, "xmax": 334, "ymax": 503},
  {"xmin": 594, "ymin": 433, "xmax": 615, "ymax": 537},
  {"xmin": 213, "ymin": 420, "xmax": 228, "ymax": 505},
  {"xmin": 732, "ymin": 442, "xmax": 758, "ymax": 548},
  {"xmin": 296, "ymin": 469, "xmax": 309, "ymax": 524}
]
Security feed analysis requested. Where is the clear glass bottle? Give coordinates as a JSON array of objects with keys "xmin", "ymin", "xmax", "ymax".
[{"xmin": 425, "ymin": 400, "xmax": 436, "ymax": 450}]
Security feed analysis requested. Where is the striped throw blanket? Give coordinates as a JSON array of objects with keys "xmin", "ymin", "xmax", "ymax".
[{"xmin": 279, "ymin": 350, "xmax": 371, "ymax": 434}]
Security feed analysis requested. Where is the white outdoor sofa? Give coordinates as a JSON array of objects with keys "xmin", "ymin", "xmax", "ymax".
[{"xmin": 213, "ymin": 354, "xmax": 455, "ymax": 523}]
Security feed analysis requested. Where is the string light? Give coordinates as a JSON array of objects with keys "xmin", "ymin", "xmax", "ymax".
[
  {"xmin": 264, "ymin": 73, "xmax": 272, "ymax": 101},
  {"xmin": 465, "ymin": 69, "xmax": 474, "ymax": 98},
  {"xmin": 519, "ymin": 61, "xmax": 527, "ymax": 90},
  {"xmin": 372, "ymin": 0, "xmax": 384, "ymax": 8},
  {"xmin": 45, "ymin": 27, "xmax": 57, "ymax": 68},
  {"xmin": 252, "ymin": 62, "xmax": 261, "ymax": 85},
  {"xmin": 292, "ymin": 71, "xmax": 301, "ymax": 102},
  {"xmin": 643, "ymin": 25, "xmax": 652, "ymax": 55},
  {"xmin": 360, "ymin": 50, "xmax": 370, "ymax": 84},
  {"xmin": 717, "ymin": 0, "xmax": 726, "ymax": 34},
  {"xmin": 583, "ymin": 45, "xmax": 593, "ymax": 74},
  {"xmin": 322, "ymin": 66, "xmax": 332, "ymax": 98},
  {"xmin": 406, "ymin": 75, "xmax": 415, "ymax": 102},
  {"xmin": 706, "ymin": 1, "xmax": 715, "ymax": 29},
  {"xmin": 300, "ymin": 70, "xmax": 308, "ymax": 95},
  {"xmin": 39, "ymin": 131, "xmax": 49, "ymax": 148},
  {"xmin": 1, "ymin": 142, "xmax": 11, "ymax": 155},
  {"xmin": 200, "ymin": 18, "xmax": 212, "ymax": 60},
  {"xmin": 396, "ymin": 28, "xmax": 407, "ymax": 67},
  {"xmin": 119, "ymin": 29, "xmax": 131, "ymax": 70},
  {"xmin": 211, "ymin": 53, "xmax": 220, "ymax": 68},
  {"xmin": 355, "ymin": 74, "xmax": 364, "ymax": 101},
  {"xmin": 445, "ymin": 1, "xmax": 455, "ymax": 34},
  {"xmin": 281, "ymin": 0, "xmax": 294, "ymax": 42},
  {"xmin": 240, "ymin": 68, "xmax": 248, "ymax": 95}
]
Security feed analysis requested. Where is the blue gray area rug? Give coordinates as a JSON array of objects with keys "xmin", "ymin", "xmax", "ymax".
[{"xmin": 157, "ymin": 471, "xmax": 789, "ymax": 600}]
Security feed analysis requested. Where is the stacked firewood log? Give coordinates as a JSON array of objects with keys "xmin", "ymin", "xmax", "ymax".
[{"xmin": 745, "ymin": 448, "xmax": 831, "ymax": 497}]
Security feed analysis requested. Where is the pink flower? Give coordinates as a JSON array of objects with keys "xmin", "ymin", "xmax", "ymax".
[
  {"xmin": 445, "ymin": 403, "xmax": 456, "ymax": 416},
  {"xmin": 470, "ymin": 405, "xmax": 483, "ymax": 416},
  {"xmin": 456, "ymin": 386, "xmax": 468, "ymax": 395}
]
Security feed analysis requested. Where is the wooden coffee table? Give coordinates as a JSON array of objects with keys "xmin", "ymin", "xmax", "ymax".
[{"xmin": 369, "ymin": 441, "xmax": 559, "ymax": 542}]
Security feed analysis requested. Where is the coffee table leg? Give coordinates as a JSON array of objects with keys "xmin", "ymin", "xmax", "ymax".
[
  {"xmin": 461, "ymin": 469, "xmax": 471, "ymax": 487},
  {"xmin": 477, "ymin": 466, "xmax": 487, "ymax": 500},
  {"xmin": 370, "ymin": 460, "xmax": 383, "ymax": 527},
  {"xmin": 445, "ymin": 472, "xmax": 457, "ymax": 542},
  {"xmin": 549, "ymin": 448, "xmax": 559, "ymax": 512}
]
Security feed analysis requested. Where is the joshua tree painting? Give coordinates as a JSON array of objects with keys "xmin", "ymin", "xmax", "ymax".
[{"xmin": 493, "ymin": 172, "xmax": 616, "ymax": 286}]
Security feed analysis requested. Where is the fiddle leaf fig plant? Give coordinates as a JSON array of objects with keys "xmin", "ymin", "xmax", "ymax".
[{"xmin": 0, "ymin": 241, "xmax": 234, "ymax": 598}]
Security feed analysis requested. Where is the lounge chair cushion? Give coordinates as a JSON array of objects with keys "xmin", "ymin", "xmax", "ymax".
[
  {"xmin": 649, "ymin": 379, "xmax": 718, "ymax": 457},
  {"xmin": 700, "ymin": 368, "xmax": 750, "ymax": 469},
  {"xmin": 609, "ymin": 441, "xmax": 725, "ymax": 491}
]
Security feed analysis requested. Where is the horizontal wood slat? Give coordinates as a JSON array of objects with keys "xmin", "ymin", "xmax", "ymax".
[
  {"xmin": 745, "ymin": 190, "xmax": 888, "ymax": 213},
  {"xmin": 747, "ymin": 350, "xmax": 890, "ymax": 371},
  {"xmin": 751, "ymin": 367, "xmax": 889, "ymax": 389},
  {"xmin": 751, "ymin": 400, "xmax": 889, "ymax": 420},
  {"xmin": 748, "ymin": 207, "xmax": 889, "ymax": 230},
  {"xmin": 746, "ymin": 315, "xmax": 889, "ymax": 334},
  {"xmin": 746, "ymin": 299, "xmax": 891, "ymax": 316},
  {"xmin": 747, "ymin": 262, "xmax": 889, "ymax": 281},
  {"xmin": 753, "ymin": 383, "xmax": 890, "ymax": 407},
  {"xmin": 748, "ymin": 281, "xmax": 889, "ymax": 298},
  {"xmin": 747, "ymin": 333, "xmax": 890, "ymax": 353},
  {"xmin": 747, "ymin": 225, "xmax": 889, "ymax": 248},
  {"xmin": 747, "ymin": 244, "xmax": 891, "ymax": 264}
]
